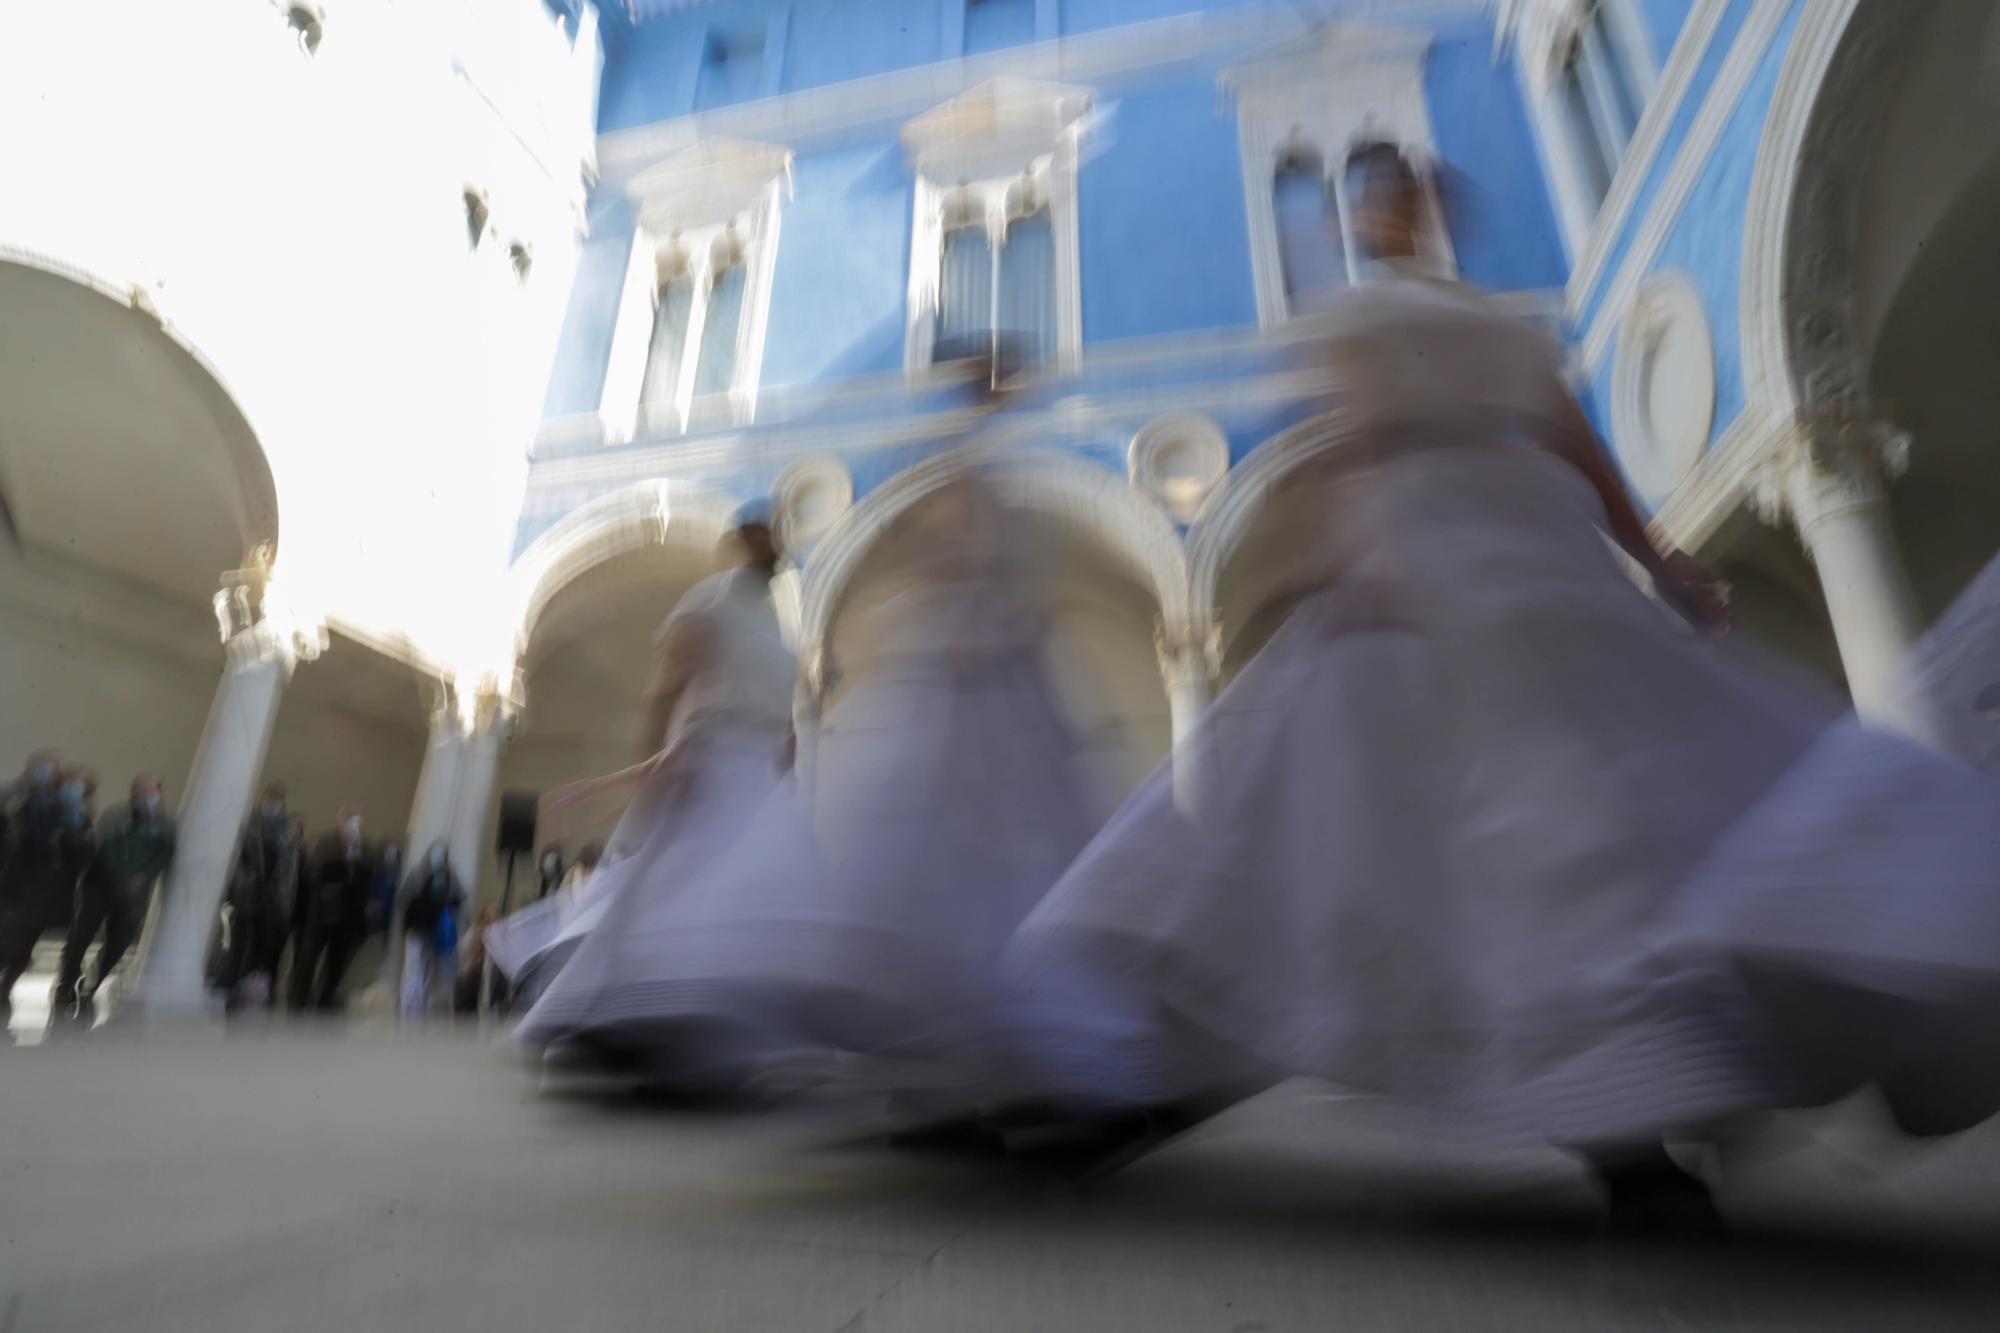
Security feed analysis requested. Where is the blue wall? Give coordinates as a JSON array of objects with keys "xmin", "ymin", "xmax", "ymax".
[
  {"xmin": 761, "ymin": 146, "xmax": 914, "ymax": 386},
  {"xmin": 541, "ymin": 199, "xmax": 638, "ymax": 417},
  {"xmin": 1428, "ymin": 26, "xmax": 1568, "ymax": 293},
  {"xmin": 1575, "ymin": 0, "xmax": 1757, "ymax": 328},
  {"xmin": 1636, "ymin": 0, "xmax": 1697, "ymax": 66},
  {"xmin": 1078, "ymin": 83, "xmax": 1258, "ymax": 342}
]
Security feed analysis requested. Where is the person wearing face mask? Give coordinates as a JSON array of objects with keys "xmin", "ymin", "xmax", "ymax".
[
  {"xmin": 0, "ymin": 750, "xmax": 68, "ymax": 1032},
  {"xmin": 290, "ymin": 805, "xmax": 376, "ymax": 1012},
  {"xmin": 399, "ymin": 840, "xmax": 465, "ymax": 1021},
  {"xmin": 535, "ymin": 845, "xmax": 564, "ymax": 900},
  {"xmin": 51, "ymin": 774, "xmax": 176, "ymax": 1027},
  {"xmin": 209, "ymin": 783, "xmax": 302, "ymax": 1011}
]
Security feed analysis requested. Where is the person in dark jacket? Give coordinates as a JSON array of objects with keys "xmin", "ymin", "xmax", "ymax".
[
  {"xmin": 53, "ymin": 773, "xmax": 175, "ymax": 1024},
  {"xmin": 1, "ymin": 756, "xmax": 94, "ymax": 1032},
  {"xmin": 1, "ymin": 750, "xmax": 65, "ymax": 1031},
  {"xmin": 210, "ymin": 784, "xmax": 303, "ymax": 1010},
  {"xmin": 399, "ymin": 840, "xmax": 465, "ymax": 1020},
  {"xmin": 290, "ymin": 806, "xmax": 375, "ymax": 1011}
]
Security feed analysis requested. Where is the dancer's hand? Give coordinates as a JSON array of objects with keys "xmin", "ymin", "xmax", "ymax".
[{"xmin": 1657, "ymin": 550, "xmax": 1731, "ymax": 635}]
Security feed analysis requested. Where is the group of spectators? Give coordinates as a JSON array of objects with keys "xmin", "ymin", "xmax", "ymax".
[
  {"xmin": 1, "ymin": 748, "xmax": 598, "ymax": 1036},
  {"xmin": 0, "ymin": 751, "xmax": 172, "ymax": 1037}
]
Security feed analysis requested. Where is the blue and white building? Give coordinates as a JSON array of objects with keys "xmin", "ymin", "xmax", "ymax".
[{"xmin": 2, "ymin": 0, "xmax": 1992, "ymax": 1014}]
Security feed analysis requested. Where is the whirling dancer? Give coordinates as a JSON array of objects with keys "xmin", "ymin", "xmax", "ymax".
[
  {"xmin": 485, "ymin": 842, "xmax": 602, "ymax": 1007},
  {"xmin": 563, "ymin": 467, "xmax": 1102, "ymax": 1107},
  {"xmin": 990, "ymin": 144, "xmax": 1860, "ymax": 1219},
  {"xmin": 514, "ymin": 505, "xmax": 798, "ymax": 1074}
]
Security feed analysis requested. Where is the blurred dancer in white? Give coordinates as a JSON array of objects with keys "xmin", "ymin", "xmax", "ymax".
[
  {"xmin": 485, "ymin": 841, "xmax": 601, "ymax": 1005},
  {"xmin": 567, "ymin": 469, "xmax": 1100, "ymax": 1104},
  {"xmin": 996, "ymin": 145, "xmax": 1849, "ymax": 1215},
  {"xmin": 514, "ymin": 505, "xmax": 797, "ymax": 1071}
]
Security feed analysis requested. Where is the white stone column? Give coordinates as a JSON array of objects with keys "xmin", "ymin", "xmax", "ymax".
[
  {"xmin": 1755, "ymin": 412, "xmax": 1931, "ymax": 739},
  {"xmin": 1156, "ymin": 617, "xmax": 1221, "ymax": 813},
  {"xmin": 792, "ymin": 640, "xmax": 828, "ymax": 800},
  {"xmin": 128, "ymin": 574, "xmax": 303, "ymax": 1017},
  {"xmin": 391, "ymin": 684, "xmax": 511, "ymax": 1002}
]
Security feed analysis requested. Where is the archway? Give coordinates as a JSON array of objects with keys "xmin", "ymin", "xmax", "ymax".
[
  {"xmin": 801, "ymin": 450, "xmax": 1188, "ymax": 818},
  {"xmin": 1739, "ymin": 0, "xmax": 2000, "ymax": 635},
  {"xmin": 0, "ymin": 246, "xmax": 278, "ymax": 821},
  {"xmin": 490, "ymin": 481, "xmax": 741, "ymax": 856}
]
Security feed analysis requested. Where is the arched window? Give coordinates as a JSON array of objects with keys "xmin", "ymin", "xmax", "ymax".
[
  {"xmin": 463, "ymin": 190, "xmax": 489, "ymax": 251},
  {"xmin": 693, "ymin": 253, "xmax": 747, "ymax": 397},
  {"xmin": 286, "ymin": 4, "xmax": 323, "ymax": 56},
  {"xmin": 641, "ymin": 253, "xmax": 695, "ymax": 410},
  {"xmin": 1557, "ymin": 1, "xmax": 1643, "ymax": 213},
  {"xmin": 936, "ymin": 224, "xmax": 995, "ymax": 362},
  {"xmin": 998, "ymin": 205, "xmax": 1056, "ymax": 373},
  {"xmin": 1272, "ymin": 149, "xmax": 1345, "ymax": 314},
  {"xmin": 1344, "ymin": 140, "xmax": 1424, "ymax": 268}
]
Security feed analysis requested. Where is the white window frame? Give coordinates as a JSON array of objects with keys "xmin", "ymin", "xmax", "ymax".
[
  {"xmin": 598, "ymin": 136, "xmax": 791, "ymax": 444},
  {"xmin": 1221, "ymin": 23, "xmax": 1455, "ymax": 329},
  {"xmin": 901, "ymin": 79, "xmax": 1091, "ymax": 379},
  {"xmin": 1502, "ymin": 0, "xmax": 1658, "ymax": 260}
]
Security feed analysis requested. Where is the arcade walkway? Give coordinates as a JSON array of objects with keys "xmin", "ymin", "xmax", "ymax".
[{"xmin": 2, "ymin": 1034, "xmax": 1997, "ymax": 1331}]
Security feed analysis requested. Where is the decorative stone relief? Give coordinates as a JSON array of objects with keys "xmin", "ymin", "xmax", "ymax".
[
  {"xmin": 1128, "ymin": 413, "xmax": 1230, "ymax": 524},
  {"xmin": 1610, "ymin": 270, "xmax": 1714, "ymax": 507},
  {"xmin": 773, "ymin": 454, "xmax": 854, "ymax": 548}
]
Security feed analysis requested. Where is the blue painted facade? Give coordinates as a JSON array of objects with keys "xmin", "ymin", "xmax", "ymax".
[{"xmin": 525, "ymin": 0, "xmax": 1817, "ymax": 553}]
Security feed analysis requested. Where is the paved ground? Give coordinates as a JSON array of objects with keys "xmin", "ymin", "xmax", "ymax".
[{"xmin": 3, "ymin": 1029, "xmax": 1998, "ymax": 1332}]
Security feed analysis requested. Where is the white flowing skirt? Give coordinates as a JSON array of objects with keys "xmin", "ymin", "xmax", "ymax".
[
  {"xmin": 1001, "ymin": 444, "xmax": 1844, "ymax": 1142},
  {"xmin": 512, "ymin": 646, "xmax": 1099, "ymax": 1094},
  {"xmin": 512, "ymin": 725, "xmax": 790, "ymax": 1065}
]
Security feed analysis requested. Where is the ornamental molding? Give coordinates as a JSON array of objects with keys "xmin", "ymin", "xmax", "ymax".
[
  {"xmin": 1564, "ymin": 0, "xmax": 1730, "ymax": 314},
  {"xmin": 1128, "ymin": 412, "xmax": 1230, "ymax": 524},
  {"xmin": 627, "ymin": 136, "xmax": 793, "ymax": 237},
  {"xmin": 1610, "ymin": 269, "xmax": 1714, "ymax": 508},
  {"xmin": 1577, "ymin": 0, "xmax": 1791, "ymax": 378},
  {"xmin": 1748, "ymin": 407, "xmax": 1911, "ymax": 537},
  {"xmin": 797, "ymin": 447, "xmax": 1191, "ymax": 655}
]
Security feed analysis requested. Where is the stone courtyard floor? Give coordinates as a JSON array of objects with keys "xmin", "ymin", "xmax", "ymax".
[{"xmin": 3, "ymin": 1029, "xmax": 1998, "ymax": 1331}]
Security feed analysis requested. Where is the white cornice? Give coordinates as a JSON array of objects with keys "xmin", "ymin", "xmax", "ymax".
[
  {"xmin": 1578, "ymin": 0, "xmax": 1791, "ymax": 377},
  {"xmin": 1563, "ymin": 0, "xmax": 1729, "ymax": 316},
  {"xmin": 523, "ymin": 364, "xmax": 1351, "ymax": 498},
  {"xmin": 627, "ymin": 135, "xmax": 793, "ymax": 234},
  {"xmin": 593, "ymin": 4, "xmax": 1486, "ymax": 178}
]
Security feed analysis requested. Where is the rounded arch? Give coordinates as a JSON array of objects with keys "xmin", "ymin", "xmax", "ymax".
[
  {"xmin": 0, "ymin": 242, "xmax": 280, "ymax": 574},
  {"xmin": 1740, "ymin": 0, "xmax": 1920, "ymax": 419},
  {"xmin": 1185, "ymin": 408, "xmax": 1359, "ymax": 626},
  {"xmin": 798, "ymin": 448, "xmax": 1192, "ymax": 661},
  {"xmin": 502, "ymin": 478, "xmax": 741, "ymax": 659}
]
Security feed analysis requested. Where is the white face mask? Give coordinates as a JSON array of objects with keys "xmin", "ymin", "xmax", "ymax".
[
  {"xmin": 262, "ymin": 800, "xmax": 284, "ymax": 819},
  {"xmin": 343, "ymin": 817, "xmax": 362, "ymax": 840},
  {"xmin": 61, "ymin": 782, "xmax": 85, "ymax": 805},
  {"xmin": 138, "ymin": 793, "xmax": 162, "ymax": 818},
  {"xmin": 430, "ymin": 848, "xmax": 448, "ymax": 869},
  {"xmin": 31, "ymin": 761, "xmax": 57, "ymax": 786}
]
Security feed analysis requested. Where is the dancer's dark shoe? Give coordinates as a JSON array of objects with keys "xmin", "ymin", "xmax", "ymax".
[{"xmin": 1589, "ymin": 1146, "xmax": 1727, "ymax": 1239}]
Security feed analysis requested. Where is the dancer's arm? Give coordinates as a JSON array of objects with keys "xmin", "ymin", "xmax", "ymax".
[
  {"xmin": 638, "ymin": 613, "xmax": 711, "ymax": 762},
  {"xmin": 1546, "ymin": 394, "xmax": 1730, "ymax": 632}
]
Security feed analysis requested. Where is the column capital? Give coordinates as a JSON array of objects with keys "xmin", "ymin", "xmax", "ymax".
[
  {"xmin": 211, "ymin": 567, "xmax": 321, "ymax": 671},
  {"xmin": 1155, "ymin": 615, "xmax": 1222, "ymax": 687},
  {"xmin": 432, "ymin": 678, "xmax": 517, "ymax": 740},
  {"xmin": 1750, "ymin": 408, "xmax": 1911, "ymax": 536}
]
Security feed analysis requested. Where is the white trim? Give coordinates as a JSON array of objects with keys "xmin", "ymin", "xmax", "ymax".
[
  {"xmin": 526, "ymin": 363, "xmax": 1353, "ymax": 498},
  {"xmin": 1128, "ymin": 412, "xmax": 1229, "ymax": 524},
  {"xmin": 1221, "ymin": 24, "xmax": 1450, "ymax": 328},
  {"xmin": 1739, "ymin": 0, "xmax": 1863, "ymax": 420},
  {"xmin": 1646, "ymin": 401, "xmax": 1784, "ymax": 553},
  {"xmin": 594, "ymin": 5, "xmax": 1489, "ymax": 179},
  {"xmin": 797, "ymin": 447, "xmax": 1191, "ymax": 664},
  {"xmin": 1564, "ymin": 0, "xmax": 1729, "ymax": 313},
  {"xmin": 901, "ymin": 80, "xmax": 1091, "ymax": 378},
  {"xmin": 599, "ymin": 137, "xmax": 793, "ymax": 443},
  {"xmin": 1577, "ymin": 0, "xmax": 1791, "ymax": 378}
]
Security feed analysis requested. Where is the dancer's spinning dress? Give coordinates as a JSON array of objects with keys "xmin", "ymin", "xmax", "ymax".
[
  {"xmin": 1002, "ymin": 278, "xmax": 1857, "ymax": 1143},
  {"xmin": 513, "ymin": 564, "xmax": 797, "ymax": 1070}
]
